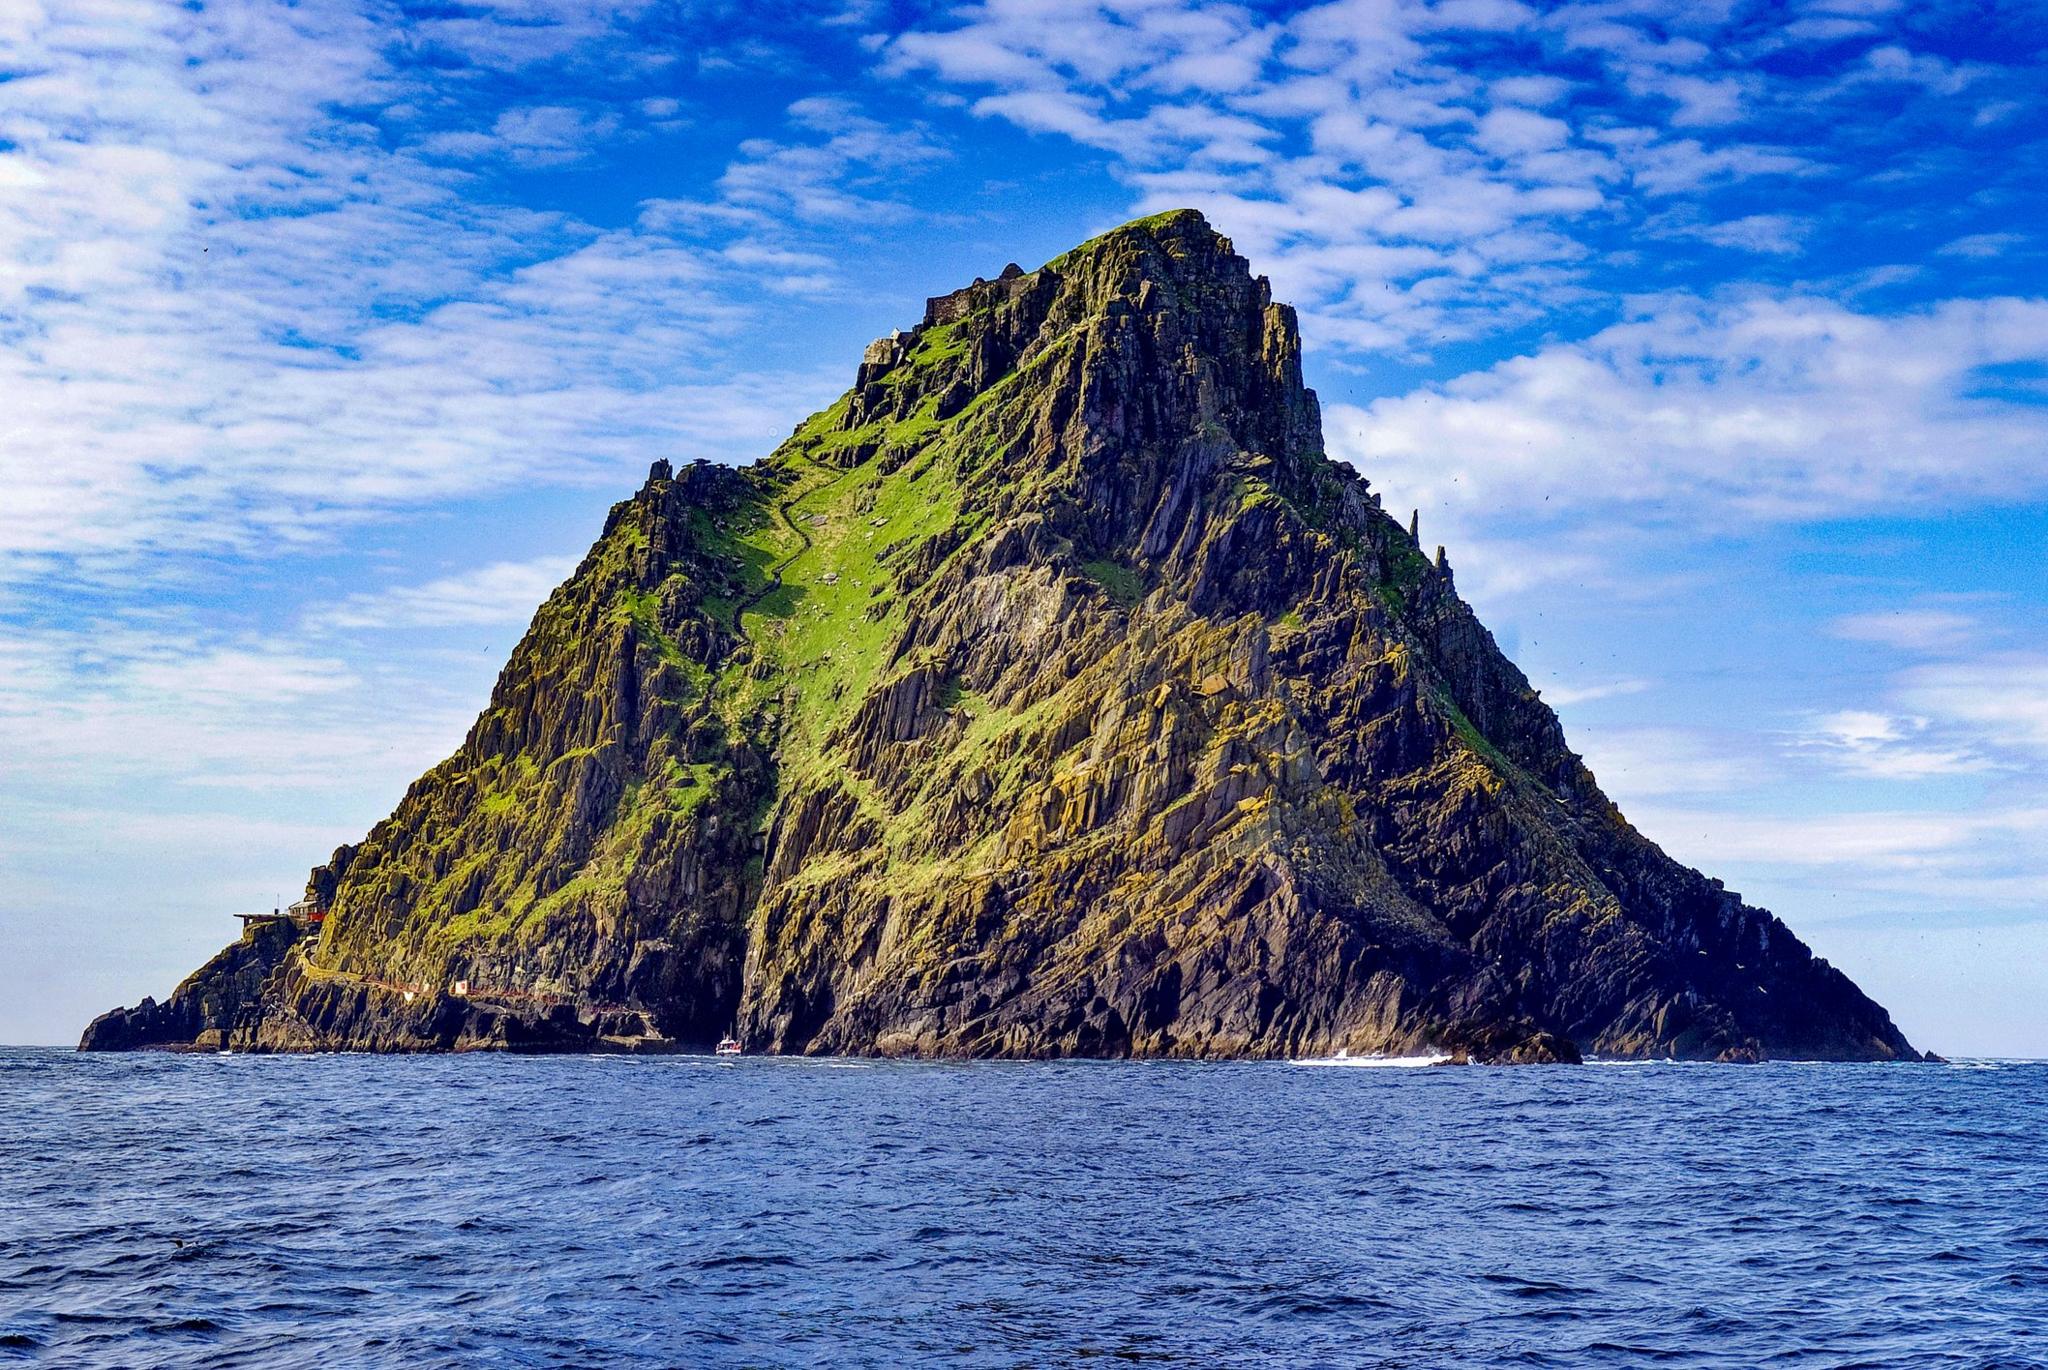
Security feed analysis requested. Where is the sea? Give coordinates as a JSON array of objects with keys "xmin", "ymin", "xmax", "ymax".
[{"xmin": 2, "ymin": 1048, "xmax": 2044, "ymax": 1368}]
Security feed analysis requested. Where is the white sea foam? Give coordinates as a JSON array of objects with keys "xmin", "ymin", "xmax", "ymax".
[{"xmin": 1289, "ymin": 1053, "xmax": 1451, "ymax": 1069}]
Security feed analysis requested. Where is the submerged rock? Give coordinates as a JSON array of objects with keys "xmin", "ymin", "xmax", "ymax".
[{"xmin": 84, "ymin": 210, "xmax": 1923, "ymax": 1065}]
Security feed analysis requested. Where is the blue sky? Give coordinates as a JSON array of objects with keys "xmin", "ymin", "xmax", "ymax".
[{"xmin": 2, "ymin": 0, "xmax": 2044, "ymax": 1052}]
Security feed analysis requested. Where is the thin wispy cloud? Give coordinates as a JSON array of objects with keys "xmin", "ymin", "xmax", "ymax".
[
  {"xmin": 1575, "ymin": 727, "xmax": 1771, "ymax": 800},
  {"xmin": 1829, "ymin": 608, "xmax": 1981, "ymax": 654},
  {"xmin": 0, "ymin": 0, "xmax": 2043, "ymax": 1050},
  {"xmin": 0, "ymin": 4, "xmax": 905, "ymax": 591},
  {"xmin": 1793, "ymin": 710, "xmax": 1995, "ymax": 781},
  {"xmin": 1537, "ymin": 676, "xmax": 1652, "ymax": 708},
  {"xmin": 1632, "ymin": 803, "xmax": 2048, "ymax": 910},
  {"xmin": 310, "ymin": 556, "xmax": 579, "ymax": 632},
  {"xmin": 884, "ymin": 0, "xmax": 2043, "ymax": 360},
  {"xmin": 1898, "ymin": 655, "xmax": 2048, "ymax": 760},
  {"xmin": 418, "ymin": 105, "xmax": 625, "ymax": 167},
  {"xmin": 1336, "ymin": 294, "xmax": 2048, "ymax": 526}
]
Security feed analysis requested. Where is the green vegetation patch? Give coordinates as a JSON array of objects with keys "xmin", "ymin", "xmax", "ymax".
[
  {"xmin": 1376, "ymin": 536, "xmax": 1433, "ymax": 612},
  {"xmin": 1082, "ymin": 559, "xmax": 1143, "ymax": 608},
  {"xmin": 1436, "ymin": 690, "xmax": 1512, "ymax": 774}
]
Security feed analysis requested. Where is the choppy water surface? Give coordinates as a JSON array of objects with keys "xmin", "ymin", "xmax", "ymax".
[{"xmin": 3, "ymin": 1050, "xmax": 2045, "ymax": 1368}]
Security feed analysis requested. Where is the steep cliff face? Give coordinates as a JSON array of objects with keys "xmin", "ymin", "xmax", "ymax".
[{"xmin": 83, "ymin": 210, "xmax": 1921, "ymax": 1063}]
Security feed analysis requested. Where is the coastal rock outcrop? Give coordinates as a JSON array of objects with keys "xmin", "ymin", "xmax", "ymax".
[
  {"xmin": 84, "ymin": 210, "xmax": 1921, "ymax": 1064},
  {"xmin": 80, "ymin": 919, "xmax": 304, "ymax": 1052}
]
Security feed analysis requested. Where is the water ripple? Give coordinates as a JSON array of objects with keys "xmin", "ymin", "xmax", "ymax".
[{"xmin": 1, "ymin": 1050, "xmax": 2045, "ymax": 1367}]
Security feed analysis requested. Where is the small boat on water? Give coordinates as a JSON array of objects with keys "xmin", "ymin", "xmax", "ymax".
[{"xmin": 714, "ymin": 1036, "xmax": 742, "ymax": 1056}]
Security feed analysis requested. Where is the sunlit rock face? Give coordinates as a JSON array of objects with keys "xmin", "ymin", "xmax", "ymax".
[{"xmin": 82, "ymin": 211, "xmax": 1921, "ymax": 1065}]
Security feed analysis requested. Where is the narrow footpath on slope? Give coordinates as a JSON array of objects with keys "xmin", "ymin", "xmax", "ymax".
[{"xmin": 728, "ymin": 453, "xmax": 855, "ymax": 651}]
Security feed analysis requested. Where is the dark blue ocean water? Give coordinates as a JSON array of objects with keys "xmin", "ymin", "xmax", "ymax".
[{"xmin": 3, "ymin": 1049, "xmax": 2045, "ymax": 1368}]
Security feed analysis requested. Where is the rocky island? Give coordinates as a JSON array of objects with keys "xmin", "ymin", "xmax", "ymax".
[{"xmin": 83, "ymin": 210, "xmax": 1920, "ymax": 1064}]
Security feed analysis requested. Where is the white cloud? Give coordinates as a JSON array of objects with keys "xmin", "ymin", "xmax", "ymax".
[
  {"xmin": 1537, "ymin": 676, "xmax": 1651, "ymax": 706},
  {"xmin": 644, "ymin": 101, "xmax": 945, "ymax": 228},
  {"xmin": 1689, "ymin": 213, "xmax": 1813, "ymax": 254},
  {"xmin": 1794, "ymin": 709, "xmax": 1994, "ymax": 780},
  {"xmin": 310, "ymin": 556, "xmax": 579, "ymax": 631},
  {"xmin": 1336, "ymin": 293, "xmax": 2048, "ymax": 524},
  {"xmin": 975, "ymin": 89, "xmax": 1132, "ymax": 151},
  {"xmin": 418, "ymin": 105, "xmax": 622, "ymax": 167},
  {"xmin": 1898, "ymin": 655, "xmax": 2048, "ymax": 760},
  {"xmin": 1474, "ymin": 106, "xmax": 1570, "ymax": 156},
  {"xmin": 127, "ymin": 647, "xmax": 359, "ymax": 704},
  {"xmin": 1939, "ymin": 232, "xmax": 2026, "ymax": 260},
  {"xmin": 878, "ymin": 0, "xmax": 2035, "ymax": 357},
  {"xmin": 1490, "ymin": 74, "xmax": 1571, "ymax": 106},
  {"xmin": 1846, "ymin": 43, "xmax": 1981, "ymax": 96},
  {"xmin": 1568, "ymin": 706, "xmax": 2048, "ymax": 942},
  {"xmin": 1630, "ymin": 802, "xmax": 2048, "ymax": 892},
  {"xmin": 1829, "ymin": 608, "xmax": 1979, "ymax": 653},
  {"xmin": 0, "ymin": 625, "xmax": 466, "ymax": 794},
  {"xmin": 1576, "ymin": 726, "xmax": 1770, "ymax": 800},
  {"xmin": 1660, "ymin": 74, "xmax": 1748, "ymax": 126},
  {"xmin": 1754, "ymin": 648, "xmax": 2048, "ymax": 790},
  {"xmin": 885, "ymin": 0, "xmax": 1638, "ymax": 343},
  {"xmin": 0, "ymin": 3, "xmax": 888, "ymax": 589},
  {"xmin": 1419, "ymin": 529, "xmax": 1617, "ymax": 602},
  {"xmin": 1780, "ymin": 17, "xmax": 1881, "ymax": 43},
  {"xmin": 403, "ymin": 0, "xmax": 661, "ymax": 70}
]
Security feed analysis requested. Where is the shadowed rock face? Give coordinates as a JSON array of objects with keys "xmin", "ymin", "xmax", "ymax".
[
  {"xmin": 82, "ymin": 210, "xmax": 1922, "ymax": 1065},
  {"xmin": 80, "ymin": 920, "xmax": 306, "ymax": 1052}
]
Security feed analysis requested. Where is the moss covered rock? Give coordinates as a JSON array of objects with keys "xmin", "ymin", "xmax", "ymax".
[{"xmin": 83, "ymin": 210, "xmax": 1921, "ymax": 1065}]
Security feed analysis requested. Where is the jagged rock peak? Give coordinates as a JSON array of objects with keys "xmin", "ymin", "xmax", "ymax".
[
  {"xmin": 835, "ymin": 210, "xmax": 1308, "ymax": 428},
  {"xmin": 82, "ymin": 208, "xmax": 1923, "ymax": 1067}
]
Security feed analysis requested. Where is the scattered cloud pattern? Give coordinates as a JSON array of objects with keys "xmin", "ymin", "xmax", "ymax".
[{"xmin": 1, "ymin": 0, "xmax": 2044, "ymax": 1051}]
